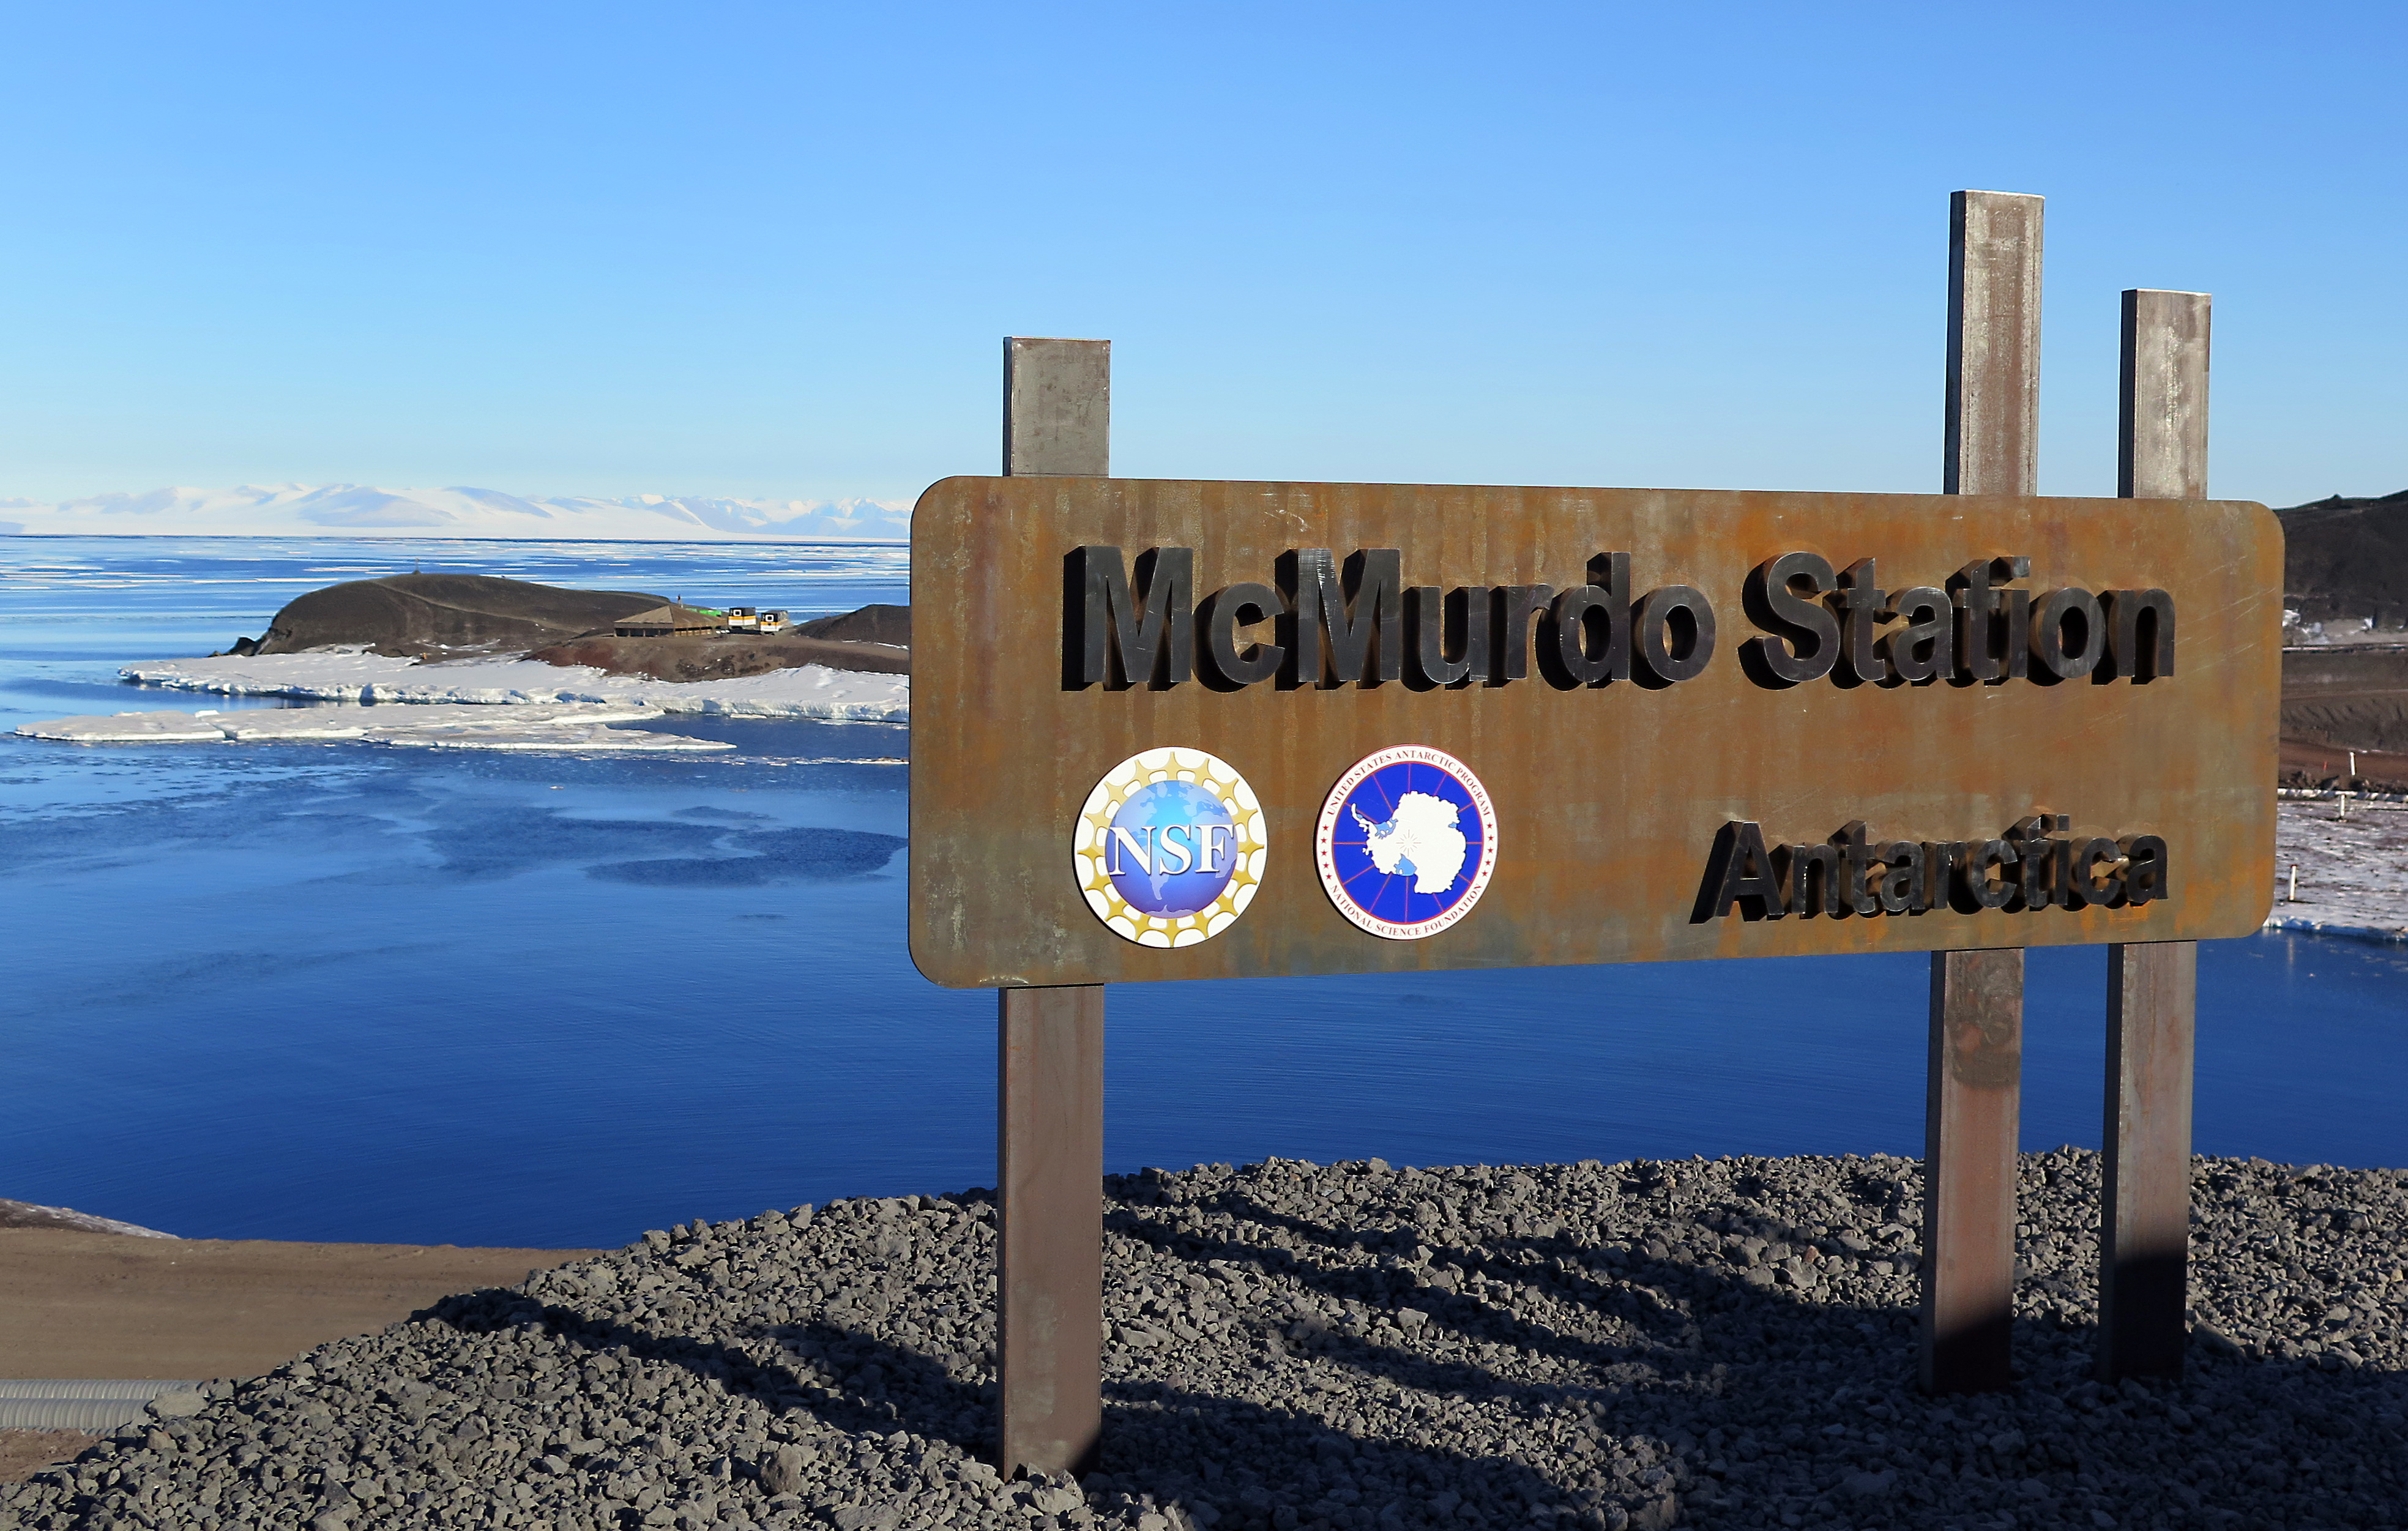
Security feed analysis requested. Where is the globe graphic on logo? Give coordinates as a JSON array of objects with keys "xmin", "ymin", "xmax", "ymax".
[
  {"xmin": 1318, "ymin": 747, "xmax": 1497, "ymax": 939},
  {"xmin": 1104, "ymin": 779, "xmax": 1240, "ymax": 918}
]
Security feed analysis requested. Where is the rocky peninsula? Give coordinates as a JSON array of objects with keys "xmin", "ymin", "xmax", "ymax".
[
  {"xmin": 229, "ymin": 573, "xmax": 668, "ymax": 660},
  {"xmin": 224, "ymin": 573, "xmax": 908, "ymax": 684},
  {"xmin": 15, "ymin": 576, "xmax": 917, "ymax": 743},
  {"xmin": 4, "ymin": 1150, "xmax": 2402, "ymax": 1530}
]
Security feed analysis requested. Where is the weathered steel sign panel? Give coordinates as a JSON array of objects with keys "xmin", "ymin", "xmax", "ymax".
[{"xmin": 909, "ymin": 477, "xmax": 2278, "ymax": 989}]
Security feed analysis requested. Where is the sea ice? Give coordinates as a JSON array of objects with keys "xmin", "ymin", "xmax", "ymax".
[
  {"xmin": 17, "ymin": 702, "xmax": 734, "ymax": 753},
  {"xmin": 2264, "ymin": 796, "xmax": 2408, "ymax": 944},
  {"xmin": 116, "ymin": 647, "xmax": 911, "ymax": 721}
]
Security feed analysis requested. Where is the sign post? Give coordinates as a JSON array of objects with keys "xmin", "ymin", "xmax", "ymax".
[
  {"xmin": 995, "ymin": 337, "xmax": 1110, "ymax": 1478},
  {"xmin": 1922, "ymin": 188, "xmax": 2043, "ymax": 1395},
  {"xmin": 2100, "ymin": 289, "xmax": 2212, "ymax": 1382},
  {"xmin": 917, "ymin": 214, "xmax": 2276, "ymax": 1465}
]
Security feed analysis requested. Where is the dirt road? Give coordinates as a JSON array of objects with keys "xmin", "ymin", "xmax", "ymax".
[
  {"xmin": 0, "ymin": 1228, "xmax": 598, "ymax": 1481},
  {"xmin": 0, "ymin": 1228, "xmax": 597, "ymax": 1382}
]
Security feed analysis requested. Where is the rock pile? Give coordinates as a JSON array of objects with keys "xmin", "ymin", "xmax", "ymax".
[{"xmin": 6, "ymin": 1150, "xmax": 2404, "ymax": 1530}]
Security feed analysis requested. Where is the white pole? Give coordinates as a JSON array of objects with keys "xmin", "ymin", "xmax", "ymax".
[{"xmin": 2289, "ymin": 864, "xmax": 2298, "ymax": 903}]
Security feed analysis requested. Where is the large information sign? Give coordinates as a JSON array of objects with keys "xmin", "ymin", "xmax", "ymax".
[{"xmin": 909, "ymin": 477, "xmax": 2278, "ymax": 989}]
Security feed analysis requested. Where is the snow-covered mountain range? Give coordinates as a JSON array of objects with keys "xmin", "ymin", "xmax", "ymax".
[{"xmin": 0, "ymin": 485, "xmax": 911, "ymax": 542}]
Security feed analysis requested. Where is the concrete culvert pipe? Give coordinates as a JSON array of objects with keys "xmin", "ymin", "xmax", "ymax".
[{"xmin": 0, "ymin": 1380, "xmax": 199, "ymax": 1431}]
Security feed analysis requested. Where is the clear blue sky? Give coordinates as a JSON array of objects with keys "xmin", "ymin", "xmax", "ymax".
[{"xmin": 2, "ymin": 2, "xmax": 2399, "ymax": 509}]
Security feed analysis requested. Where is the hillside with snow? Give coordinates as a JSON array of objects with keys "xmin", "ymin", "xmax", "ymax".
[{"xmin": 0, "ymin": 485, "xmax": 910, "ymax": 542}]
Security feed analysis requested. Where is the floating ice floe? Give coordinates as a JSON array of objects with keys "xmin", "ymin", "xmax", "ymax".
[
  {"xmin": 116, "ymin": 647, "xmax": 911, "ymax": 721},
  {"xmin": 17, "ymin": 703, "xmax": 734, "ymax": 753}
]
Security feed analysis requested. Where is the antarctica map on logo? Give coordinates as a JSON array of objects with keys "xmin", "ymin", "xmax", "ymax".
[
  {"xmin": 1350, "ymin": 792, "xmax": 1471, "ymax": 893},
  {"xmin": 1316, "ymin": 745, "xmax": 1499, "ymax": 940}
]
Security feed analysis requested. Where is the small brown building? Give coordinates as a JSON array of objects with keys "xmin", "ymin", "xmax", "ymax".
[{"xmin": 614, "ymin": 604, "xmax": 723, "ymax": 638}]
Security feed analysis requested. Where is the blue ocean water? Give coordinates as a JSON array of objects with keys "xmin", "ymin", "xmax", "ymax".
[{"xmin": 4, "ymin": 535, "xmax": 2404, "ymax": 1250}]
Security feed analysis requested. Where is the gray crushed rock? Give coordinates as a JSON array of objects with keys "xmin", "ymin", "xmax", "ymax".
[
  {"xmin": 0, "ymin": 1199, "xmax": 179, "ymax": 1238},
  {"xmin": 5, "ymin": 1149, "xmax": 2404, "ymax": 1530}
]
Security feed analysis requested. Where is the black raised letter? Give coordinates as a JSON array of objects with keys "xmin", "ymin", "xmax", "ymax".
[
  {"xmin": 1966, "ymin": 839, "xmax": 2018, "ymax": 909},
  {"xmin": 2074, "ymin": 837, "xmax": 2125, "ymax": 906},
  {"xmin": 1199, "ymin": 581, "xmax": 1285, "ymax": 687},
  {"xmin": 1840, "ymin": 821, "xmax": 1881, "ymax": 915},
  {"xmin": 1491, "ymin": 584, "xmax": 1557, "ymax": 683},
  {"xmin": 2029, "ymin": 589, "xmax": 2106, "ymax": 680},
  {"xmin": 1786, "ymin": 841, "xmax": 1843, "ymax": 917},
  {"xmin": 1743, "ymin": 552, "xmax": 1840, "ymax": 685},
  {"xmin": 1707, "ymin": 821, "xmax": 1785, "ymax": 920},
  {"xmin": 1546, "ymin": 554, "xmax": 1630, "ymax": 687},
  {"xmin": 1950, "ymin": 559, "xmax": 1998, "ymax": 682},
  {"xmin": 1407, "ymin": 586, "xmax": 1489, "ymax": 687},
  {"xmin": 1073, "ymin": 545, "xmax": 1193, "ymax": 688},
  {"xmin": 2010, "ymin": 816, "xmax": 2050, "ymax": 910},
  {"xmin": 2120, "ymin": 834, "xmax": 2169, "ymax": 904},
  {"xmin": 1289, "ymin": 549, "xmax": 1402, "ymax": 688},
  {"xmin": 2000, "ymin": 586, "xmax": 2030, "ymax": 680},
  {"xmin": 2102, "ymin": 589, "xmax": 2177, "ymax": 681},
  {"xmin": 1877, "ymin": 841, "xmax": 1926, "ymax": 914},
  {"xmin": 1926, "ymin": 841, "xmax": 1969, "ymax": 912},
  {"xmin": 1836, "ymin": 559, "xmax": 1890, "ymax": 684},
  {"xmin": 1883, "ymin": 587, "xmax": 1954, "ymax": 682},
  {"xmin": 1636, "ymin": 586, "xmax": 1717, "ymax": 684}
]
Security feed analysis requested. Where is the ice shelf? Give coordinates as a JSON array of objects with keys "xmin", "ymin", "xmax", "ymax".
[
  {"xmin": 17, "ymin": 702, "xmax": 736, "ymax": 753},
  {"xmin": 116, "ymin": 647, "xmax": 911, "ymax": 722}
]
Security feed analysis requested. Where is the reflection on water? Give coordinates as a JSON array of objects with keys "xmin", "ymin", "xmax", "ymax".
[{"xmin": 4, "ymin": 537, "xmax": 2404, "ymax": 1248}]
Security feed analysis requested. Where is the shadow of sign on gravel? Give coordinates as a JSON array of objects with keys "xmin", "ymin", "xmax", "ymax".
[
  {"xmin": 416, "ymin": 1284, "xmax": 1678, "ymax": 1530},
  {"xmin": 10, "ymin": 1156, "xmax": 2402, "ymax": 1531},
  {"xmin": 420, "ymin": 1156, "xmax": 2408, "ymax": 1531}
]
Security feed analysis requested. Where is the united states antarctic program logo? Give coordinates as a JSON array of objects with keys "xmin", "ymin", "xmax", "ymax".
[
  {"xmin": 1075, "ymin": 748, "xmax": 1267, "ymax": 947},
  {"xmin": 1316, "ymin": 745, "xmax": 1498, "ymax": 940}
]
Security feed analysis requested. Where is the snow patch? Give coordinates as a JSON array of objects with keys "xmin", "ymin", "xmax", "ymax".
[
  {"xmin": 2265, "ymin": 800, "xmax": 2408, "ymax": 942},
  {"xmin": 17, "ymin": 703, "xmax": 736, "ymax": 753},
  {"xmin": 117, "ymin": 647, "xmax": 910, "ymax": 721}
]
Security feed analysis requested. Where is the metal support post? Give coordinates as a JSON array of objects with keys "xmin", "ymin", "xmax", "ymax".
[
  {"xmin": 1922, "ymin": 188, "xmax": 2040, "ymax": 1394},
  {"xmin": 996, "ymin": 335, "xmax": 1110, "ymax": 1478},
  {"xmin": 997, "ymin": 984, "xmax": 1106, "ymax": 1477},
  {"xmin": 1005, "ymin": 336, "xmax": 1111, "ymax": 479},
  {"xmin": 1924, "ymin": 950, "xmax": 2024, "ymax": 1391},
  {"xmin": 2100, "ymin": 288, "xmax": 2209, "ymax": 1382}
]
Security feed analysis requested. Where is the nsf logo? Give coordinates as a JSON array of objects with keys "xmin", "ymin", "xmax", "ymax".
[{"xmin": 1074, "ymin": 748, "xmax": 1267, "ymax": 947}]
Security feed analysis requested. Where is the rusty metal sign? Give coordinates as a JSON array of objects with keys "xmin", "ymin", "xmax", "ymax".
[{"xmin": 908, "ymin": 477, "xmax": 2279, "ymax": 989}]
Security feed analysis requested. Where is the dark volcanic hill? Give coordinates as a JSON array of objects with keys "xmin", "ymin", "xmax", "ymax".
[
  {"xmin": 791, "ymin": 602, "xmax": 909, "ymax": 646},
  {"xmin": 240, "ymin": 573, "xmax": 666, "ymax": 657},
  {"xmin": 2277, "ymin": 490, "xmax": 2408, "ymax": 627}
]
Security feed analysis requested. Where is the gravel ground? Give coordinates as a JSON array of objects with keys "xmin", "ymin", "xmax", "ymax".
[{"xmin": 5, "ymin": 1150, "xmax": 2404, "ymax": 1531}]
